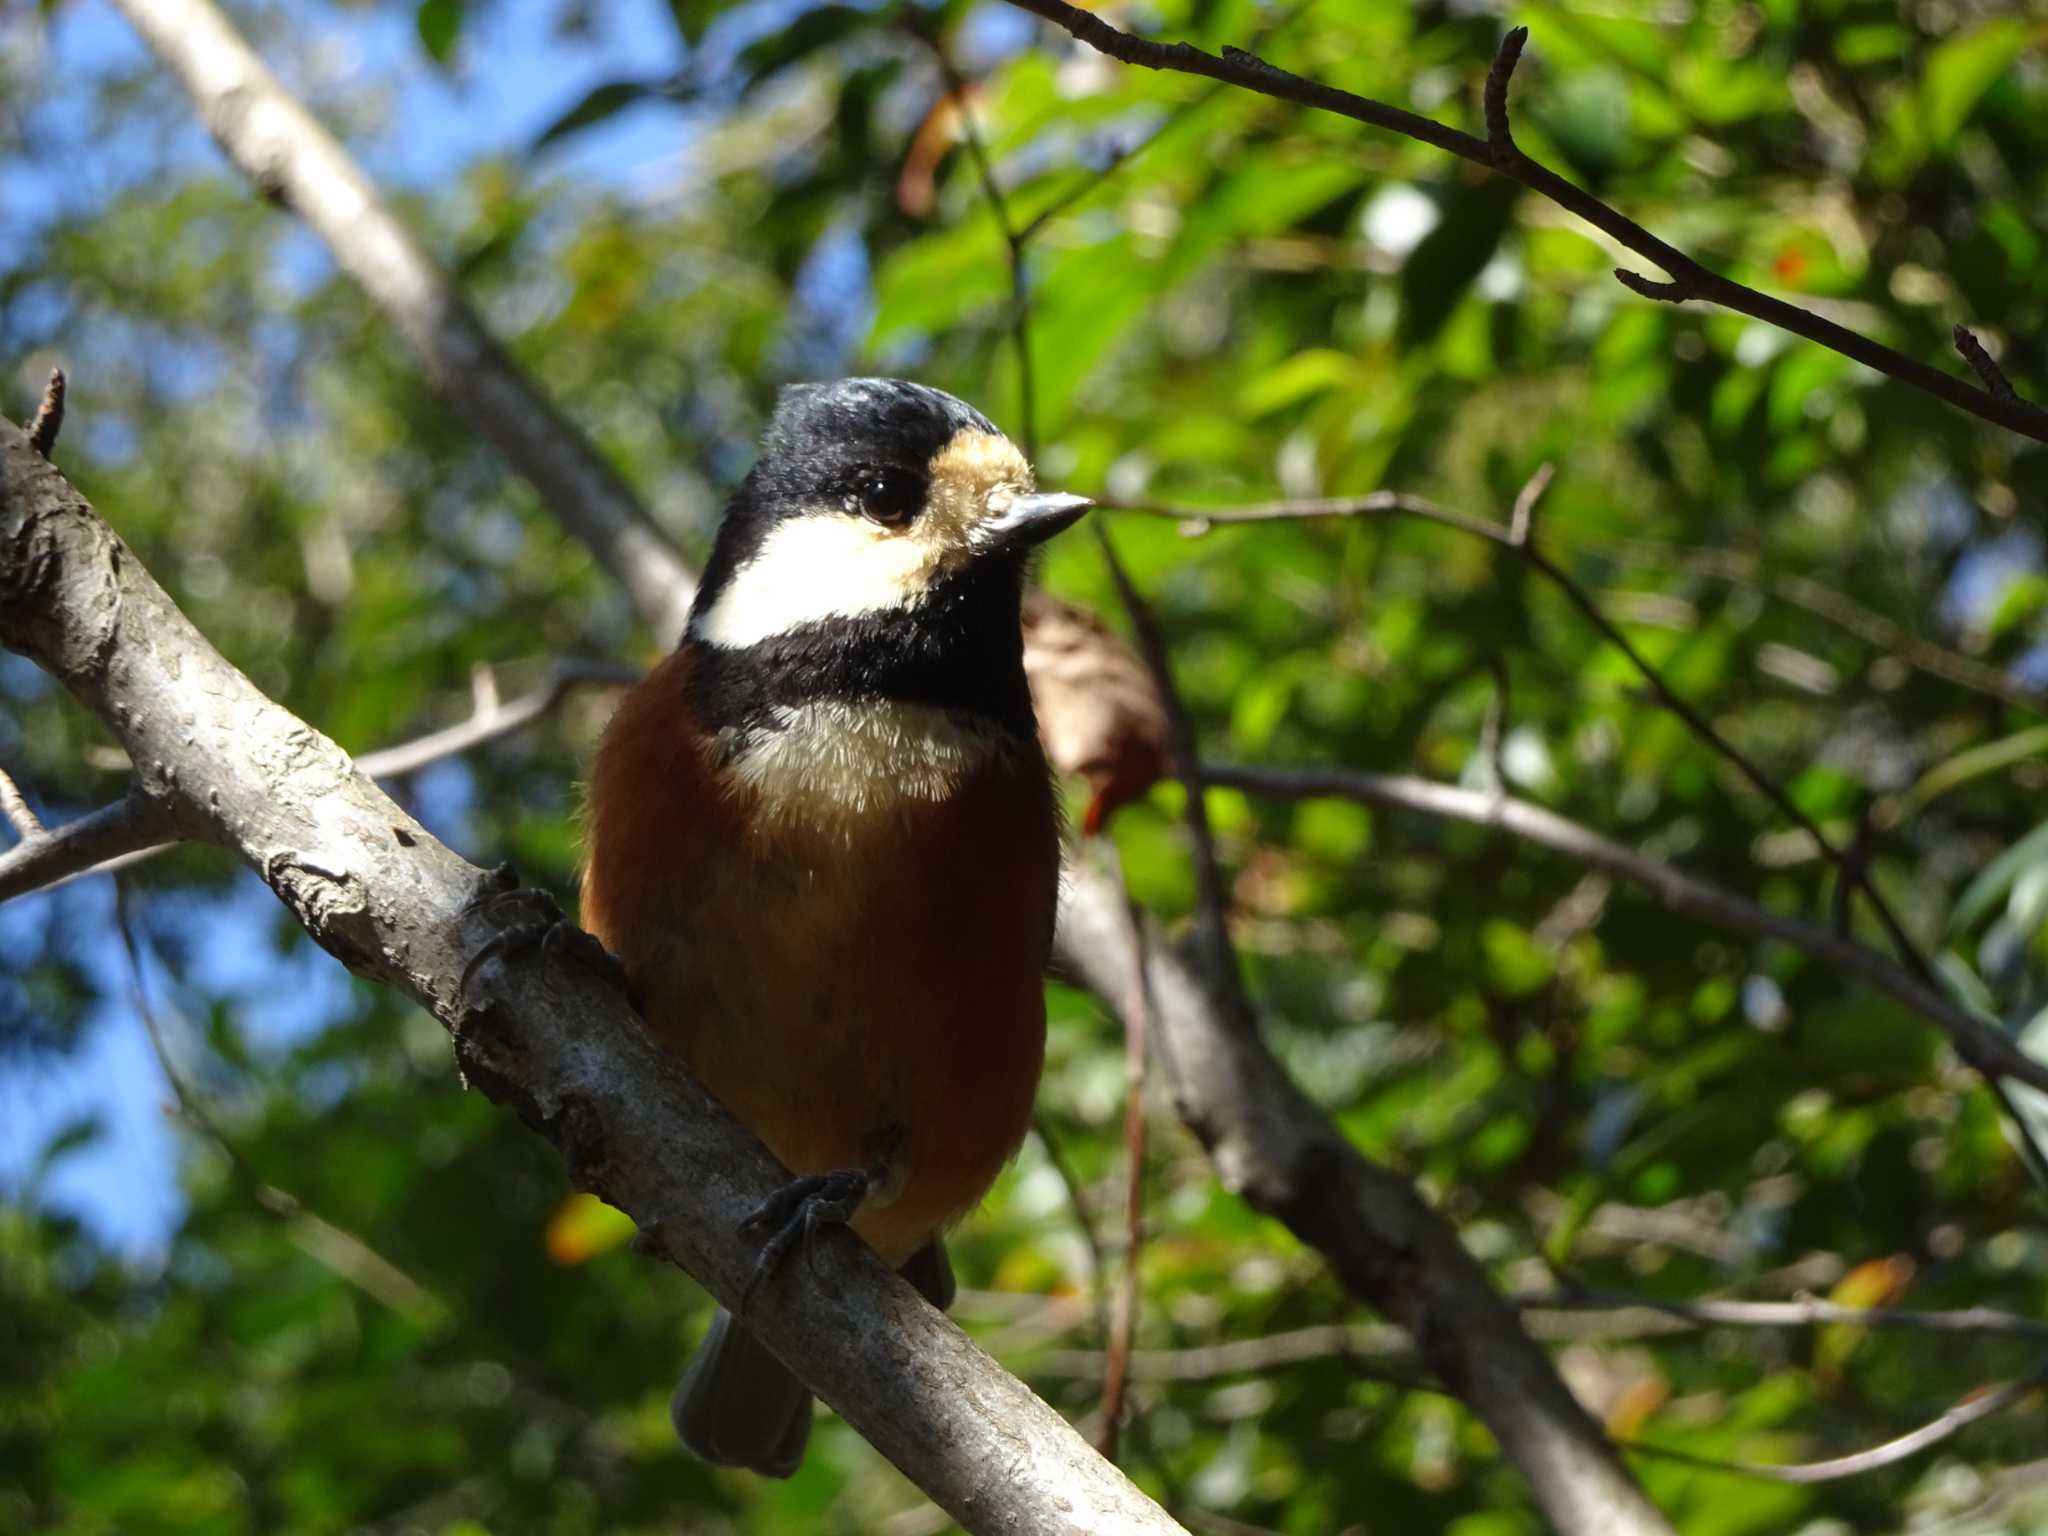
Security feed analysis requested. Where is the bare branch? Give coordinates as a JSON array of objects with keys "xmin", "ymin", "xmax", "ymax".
[
  {"xmin": 0, "ymin": 768, "xmax": 43, "ymax": 839},
  {"xmin": 0, "ymin": 419, "xmax": 1185, "ymax": 1536},
  {"xmin": 1955, "ymin": 324, "xmax": 2017, "ymax": 401},
  {"xmin": 354, "ymin": 660, "xmax": 640, "ymax": 779},
  {"xmin": 1621, "ymin": 1358, "xmax": 2048, "ymax": 1484},
  {"xmin": 1518, "ymin": 1289, "xmax": 2048, "ymax": 1343},
  {"xmin": 1198, "ymin": 760, "xmax": 2048, "ymax": 1098},
  {"xmin": 926, "ymin": 44, "xmax": 1038, "ymax": 459},
  {"xmin": 0, "ymin": 662, "xmax": 636, "ymax": 905},
  {"xmin": 1003, "ymin": 0, "xmax": 2048, "ymax": 443},
  {"xmin": 1093, "ymin": 526, "xmax": 1247, "ymax": 1013},
  {"xmin": 1508, "ymin": 460, "xmax": 1553, "ymax": 548},
  {"xmin": 26, "ymin": 368, "xmax": 65, "ymax": 459},
  {"xmin": 1592, "ymin": 538, "xmax": 2044, "ymax": 714},
  {"xmin": 112, "ymin": 0, "xmax": 697, "ymax": 641},
  {"xmin": 1482, "ymin": 26, "xmax": 1526, "ymax": 163},
  {"xmin": 0, "ymin": 791, "xmax": 181, "ymax": 904},
  {"xmin": 1039, "ymin": 1321, "xmax": 1423, "ymax": 1384}
]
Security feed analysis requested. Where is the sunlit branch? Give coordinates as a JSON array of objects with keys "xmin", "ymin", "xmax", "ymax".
[
  {"xmin": 26, "ymin": 368, "xmax": 65, "ymax": 459},
  {"xmin": 0, "ymin": 768, "xmax": 44, "ymax": 839},
  {"xmin": 1002, "ymin": 5, "xmax": 2048, "ymax": 445}
]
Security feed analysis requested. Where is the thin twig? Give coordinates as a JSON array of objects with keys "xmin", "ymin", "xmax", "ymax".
[
  {"xmin": 0, "ymin": 768, "xmax": 44, "ymax": 838},
  {"xmin": 0, "ymin": 791, "xmax": 181, "ymax": 904},
  {"xmin": 1619, "ymin": 1358, "xmax": 2048, "ymax": 1484},
  {"xmin": 928, "ymin": 45, "xmax": 1038, "ymax": 459},
  {"xmin": 1195, "ymin": 761, "xmax": 2048, "ymax": 1098},
  {"xmin": 1037, "ymin": 1321, "xmax": 1423, "ymax": 1384},
  {"xmin": 353, "ymin": 660, "xmax": 640, "ymax": 778},
  {"xmin": 1954, "ymin": 325, "xmax": 2017, "ymax": 402},
  {"xmin": 1482, "ymin": 25, "xmax": 1526, "ymax": 164},
  {"xmin": 1508, "ymin": 461, "xmax": 1553, "ymax": 548},
  {"xmin": 1590, "ymin": 538, "xmax": 2043, "ymax": 714},
  {"xmin": 1002, "ymin": 1, "xmax": 2048, "ymax": 443},
  {"xmin": 1093, "ymin": 525, "xmax": 1250, "ymax": 1020},
  {"xmin": 1517, "ymin": 1289, "xmax": 2048, "ymax": 1342},
  {"xmin": 0, "ymin": 663, "xmax": 636, "ymax": 904},
  {"xmin": 1031, "ymin": 1114, "xmax": 1108, "ymax": 1307},
  {"xmin": 27, "ymin": 368, "xmax": 65, "ymax": 459}
]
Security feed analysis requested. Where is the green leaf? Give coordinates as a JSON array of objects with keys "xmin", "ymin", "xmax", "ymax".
[
  {"xmin": 1986, "ymin": 571, "xmax": 2048, "ymax": 637},
  {"xmin": 1941, "ymin": 823, "xmax": 2048, "ymax": 933},
  {"xmin": 665, "ymin": 0, "xmax": 727, "ymax": 44},
  {"xmin": 1482, "ymin": 919, "xmax": 1554, "ymax": 998},
  {"xmin": 532, "ymin": 80, "xmax": 665, "ymax": 151},
  {"xmin": 735, "ymin": 6, "xmax": 872, "ymax": 86},
  {"xmin": 1922, "ymin": 19, "xmax": 2031, "ymax": 148},
  {"xmin": 1905, "ymin": 725, "xmax": 2048, "ymax": 815},
  {"xmin": 415, "ymin": 0, "xmax": 464, "ymax": 68}
]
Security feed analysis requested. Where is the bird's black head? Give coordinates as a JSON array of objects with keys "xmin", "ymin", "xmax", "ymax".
[{"xmin": 685, "ymin": 379, "xmax": 1089, "ymax": 743}]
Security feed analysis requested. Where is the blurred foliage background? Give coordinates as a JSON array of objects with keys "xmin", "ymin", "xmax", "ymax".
[{"xmin": 7, "ymin": 0, "xmax": 2048, "ymax": 1531}]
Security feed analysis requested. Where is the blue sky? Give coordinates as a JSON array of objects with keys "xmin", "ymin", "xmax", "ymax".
[{"xmin": 0, "ymin": 0, "xmax": 698, "ymax": 1258}]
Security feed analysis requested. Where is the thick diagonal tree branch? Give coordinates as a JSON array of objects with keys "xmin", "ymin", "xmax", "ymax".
[
  {"xmin": 1001, "ymin": 4, "xmax": 2048, "ymax": 446},
  {"xmin": 0, "ymin": 421, "xmax": 1184, "ymax": 1536},
  {"xmin": 111, "ymin": 0, "xmax": 697, "ymax": 642}
]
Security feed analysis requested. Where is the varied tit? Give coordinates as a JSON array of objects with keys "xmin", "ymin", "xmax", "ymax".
[{"xmin": 578, "ymin": 378, "xmax": 1089, "ymax": 1477}]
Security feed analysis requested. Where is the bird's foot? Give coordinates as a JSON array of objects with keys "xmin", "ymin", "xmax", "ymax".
[
  {"xmin": 458, "ymin": 864, "xmax": 636, "ymax": 1011},
  {"xmin": 736, "ymin": 1167, "xmax": 872, "ymax": 1315}
]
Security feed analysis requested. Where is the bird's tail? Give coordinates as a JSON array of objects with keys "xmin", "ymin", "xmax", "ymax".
[
  {"xmin": 672, "ymin": 1308, "xmax": 812, "ymax": 1477},
  {"xmin": 671, "ymin": 1239, "xmax": 955, "ymax": 1478}
]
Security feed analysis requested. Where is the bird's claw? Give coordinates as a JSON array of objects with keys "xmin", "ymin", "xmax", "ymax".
[
  {"xmin": 458, "ymin": 868, "xmax": 636, "ymax": 1010},
  {"xmin": 737, "ymin": 1168, "xmax": 871, "ymax": 1315}
]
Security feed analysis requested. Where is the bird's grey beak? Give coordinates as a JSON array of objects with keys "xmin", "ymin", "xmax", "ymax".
[{"xmin": 976, "ymin": 491, "xmax": 1093, "ymax": 552}]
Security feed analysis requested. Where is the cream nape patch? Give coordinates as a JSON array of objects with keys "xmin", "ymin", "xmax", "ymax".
[
  {"xmin": 691, "ymin": 510, "xmax": 949, "ymax": 651},
  {"xmin": 722, "ymin": 699, "xmax": 996, "ymax": 830}
]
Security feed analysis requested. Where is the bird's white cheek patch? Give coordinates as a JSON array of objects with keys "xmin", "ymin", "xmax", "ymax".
[{"xmin": 692, "ymin": 513, "xmax": 940, "ymax": 650}]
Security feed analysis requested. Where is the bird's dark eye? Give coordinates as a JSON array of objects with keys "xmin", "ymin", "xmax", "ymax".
[{"xmin": 844, "ymin": 468, "xmax": 923, "ymax": 528}]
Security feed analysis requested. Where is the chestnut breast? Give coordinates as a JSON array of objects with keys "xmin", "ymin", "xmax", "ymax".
[{"xmin": 580, "ymin": 645, "xmax": 1058, "ymax": 1265}]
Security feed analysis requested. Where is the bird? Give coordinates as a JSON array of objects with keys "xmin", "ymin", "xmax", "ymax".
[{"xmin": 577, "ymin": 377, "xmax": 1090, "ymax": 1477}]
